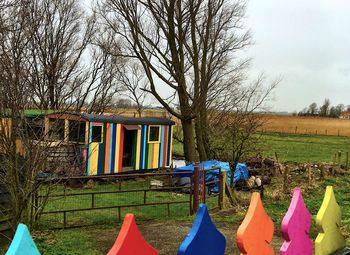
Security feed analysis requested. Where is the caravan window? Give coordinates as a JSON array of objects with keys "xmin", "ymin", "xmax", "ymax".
[
  {"xmin": 48, "ymin": 118, "xmax": 65, "ymax": 140},
  {"xmin": 25, "ymin": 117, "xmax": 44, "ymax": 139},
  {"xmin": 148, "ymin": 125, "xmax": 160, "ymax": 143},
  {"xmin": 91, "ymin": 125, "xmax": 102, "ymax": 143},
  {"xmin": 69, "ymin": 121, "xmax": 86, "ymax": 143}
]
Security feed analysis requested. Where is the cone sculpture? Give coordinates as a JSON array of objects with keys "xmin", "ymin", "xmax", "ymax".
[
  {"xmin": 280, "ymin": 187, "xmax": 312, "ymax": 255},
  {"xmin": 107, "ymin": 214, "xmax": 159, "ymax": 255},
  {"xmin": 315, "ymin": 186, "xmax": 345, "ymax": 255},
  {"xmin": 236, "ymin": 192, "xmax": 275, "ymax": 255},
  {"xmin": 178, "ymin": 203, "xmax": 226, "ymax": 255}
]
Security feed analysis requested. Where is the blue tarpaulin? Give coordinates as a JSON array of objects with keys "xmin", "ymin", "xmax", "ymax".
[{"xmin": 172, "ymin": 160, "xmax": 249, "ymax": 192}]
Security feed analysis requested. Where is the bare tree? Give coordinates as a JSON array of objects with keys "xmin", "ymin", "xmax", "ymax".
[
  {"xmin": 116, "ymin": 61, "xmax": 148, "ymax": 117},
  {"xmin": 76, "ymin": 43, "xmax": 122, "ymax": 113},
  {"xmin": 97, "ymin": 0, "xmax": 251, "ymax": 162},
  {"xmin": 335, "ymin": 104, "xmax": 345, "ymax": 117},
  {"xmin": 0, "ymin": 0, "xmax": 51, "ymax": 232},
  {"xmin": 308, "ymin": 102, "xmax": 318, "ymax": 116},
  {"xmin": 319, "ymin": 98, "xmax": 331, "ymax": 117},
  {"xmin": 24, "ymin": 0, "xmax": 120, "ymax": 112},
  {"xmin": 0, "ymin": 0, "xmax": 121, "ymax": 234},
  {"xmin": 24, "ymin": 0, "xmax": 93, "ymax": 109},
  {"xmin": 208, "ymin": 75, "xmax": 279, "ymax": 187}
]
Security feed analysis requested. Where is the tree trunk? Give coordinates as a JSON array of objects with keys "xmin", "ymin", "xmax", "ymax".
[
  {"xmin": 181, "ymin": 119, "xmax": 197, "ymax": 162},
  {"xmin": 200, "ymin": 106, "xmax": 211, "ymax": 158},
  {"xmin": 194, "ymin": 97, "xmax": 211, "ymax": 161},
  {"xmin": 230, "ymin": 161, "xmax": 237, "ymax": 187},
  {"xmin": 195, "ymin": 117, "xmax": 208, "ymax": 161}
]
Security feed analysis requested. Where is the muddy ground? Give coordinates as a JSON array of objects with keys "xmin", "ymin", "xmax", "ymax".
[{"xmin": 92, "ymin": 219, "xmax": 283, "ymax": 255}]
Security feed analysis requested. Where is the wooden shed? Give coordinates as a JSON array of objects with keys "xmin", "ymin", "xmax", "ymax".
[{"xmin": 44, "ymin": 112, "xmax": 175, "ymax": 175}]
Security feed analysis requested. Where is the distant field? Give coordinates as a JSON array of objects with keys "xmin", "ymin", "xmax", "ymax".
[
  {"xmin": 172, "ymin": 114, "xmax": 350, "ymax": 163},
  {"xmin": 172, "ymin": 132, "xmax": 350, "ymax": 164},
  {"xmin": 260, "ymin": 133, "xmax": 350, "ymax": 163},
  {"xmin": 261, "ymin": 115, "xmax": 350, "ymax": 137}
]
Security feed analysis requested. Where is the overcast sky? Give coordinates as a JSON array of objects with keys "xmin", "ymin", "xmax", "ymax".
[{"xmin": 245, "ymin": 0, "xmax": 350, "ymax": 112}]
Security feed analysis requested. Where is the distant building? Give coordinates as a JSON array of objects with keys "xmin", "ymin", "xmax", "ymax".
[{"xmin": 339, "ymin": 112, "xmax": 350, "ymax": 119}]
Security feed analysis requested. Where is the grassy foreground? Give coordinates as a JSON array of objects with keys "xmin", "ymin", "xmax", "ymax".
[
  {"xmin": 1, "ymin": 132, "xmax": 350, "ymax": 254},
  {"xmin": 1, "ymin": 174, "xmax": 349, "ymax": 254},
  {"xmin": 14, "ymin": 173, "xmax": 350, "ymax": 254}
]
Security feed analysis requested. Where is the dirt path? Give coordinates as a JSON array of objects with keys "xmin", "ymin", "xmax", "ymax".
[{"xmin": 92, "ymin": 220, "xmax": 283, "ymax": 255}]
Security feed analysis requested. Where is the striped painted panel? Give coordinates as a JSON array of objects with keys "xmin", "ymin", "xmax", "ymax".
[
  {"xmin": 110, "ymin": 124, "xmax": 116, "ymax": 174},
  {"xmin": 147, "ymin": 143, "xmax": 153, "ymax": 169},
  {"xmin": 118, "ymin": 126, "xmax": 124, "ymax": 172},
  {"xmin": 89, "ymin": 143, "xmax": 99, "ymax": 175},
  {"xmin": 104, "ymin": 123, "xmax": 111, "ymax": 174},
  {"xmin": 135, "ymin": 127, "xmax": 141, "ymax": 170},
  {"xmin": 87, "ymin": 122, "xmax": 92, "ymax": 175},
  {"xmin": 114, "ymin": 124, "xmax": 121, "ymax": 173},
  {"xmin": 162, "ymin": 125, "xmax": 169, "ymax": 167},
  {"xmin": 158, "ymin": 126, "xmax": 165, "ymax": 168},
  {"xmin": 87, "ymin": 123, "xmax": 173, "ymax": 175},
  {"xmin": 167, "ymin": 125, "xmax": 173, "ymax": 166},
  {"xmin": 152, "ymin": 143, "xmax": 160, "ymax": 168},
  {"xmin": 140, "ymin": 125, "xmax": 147, "ymax": 169}
]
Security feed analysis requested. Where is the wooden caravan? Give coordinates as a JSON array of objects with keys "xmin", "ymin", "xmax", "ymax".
[{"xmin": 44, "ymin": 112, "xmax": 175, "ymax": 176}]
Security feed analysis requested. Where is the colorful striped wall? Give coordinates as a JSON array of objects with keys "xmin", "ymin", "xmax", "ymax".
[
  {"xmin": 137, "ymin": 125, "xmax": 172, "ymax": 170},
  {"xmin": 87, "ymin": 123, "xmax": 172, "ymax": 176}
]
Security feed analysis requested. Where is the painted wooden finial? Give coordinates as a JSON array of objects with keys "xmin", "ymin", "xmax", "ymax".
[
  {"xmin": 315, "ymin": 186, "xmax": 346, "ymax": 255},
  {"xmin": 178, "ymin": 203, "xmax": 226, "ymax": 255},
  {"xmin": 6, "ymin": 224, "xmax": 41, "ymax": 255},
  {"xmin": 280, "ymin": 187, "xmax": 312, "ymax": 255},
  {"xmin": 236, "ymin": 192, "xmax": 275, "ymax": 255},
  {"xmin": 107, "ymin": 214, "xmax": 159, "ymax": 255}
]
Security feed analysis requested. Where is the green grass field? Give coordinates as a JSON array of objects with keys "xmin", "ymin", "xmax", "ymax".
[
  {"xmin": 36, "ymin": 178, "xmax": 193, "ymax": 230},
  {"xmin": 174, "ymin": 132, "xmax": 350, "ymax": 164},
  {"xmin": 1, "ymin": 132, "xmax": 350, "ymax": 254},
  {"xmin": 260, "ymin": 133, "xmax": 350, "ymax": 163}
]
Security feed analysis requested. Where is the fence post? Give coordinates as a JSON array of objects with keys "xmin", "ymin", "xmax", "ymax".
[
  {"xmin": 193, "ymin": 163, "xmax": 200, "ymax": 214},
  {"xmin": 218, "ymin": 171, "xmax": 225, "ymax": 210},
  {"xmin": 283, "ymin": 166, "xmax": 290, "ymax": 194},
  {"xmin": 91, "ymin": 193, "xmax": 95, "ymax": 208},
  {"xmin": 320, "ymin": 164, "xmax": 325, "ymax": 179},
  {"xmin": 63, "ymin": 211, "xmax": 67, "ymax": 228},
  {"xmin": 34, "ymin": 191, "xmax": 39, "ymax": 222},
  {"xmin": 30, "ymin": 192, "xmax": 35, "ymax": 226},
  {"xmin": 307, "ymin": 165, "xmax": 312, "ymax": 189},
  {"xmin": 202, "ymin": 169, "xmax": 206, "ymax": 204},
  {"xmin": 189, "ymin": 175, "xmax": 193, "ymax": 215}
]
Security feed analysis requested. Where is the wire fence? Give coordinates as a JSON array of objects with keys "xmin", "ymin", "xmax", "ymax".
[
  {"xmin": 260, "ymin": 127, "xmax": 349, "ymax": 137},
  {"xmin": 1, "ymin": 166, "xmax": 224, "ymax": 231},
  {"xmin": 35, "ymin": 172, "xmax": 194, "ymax": 229}
]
